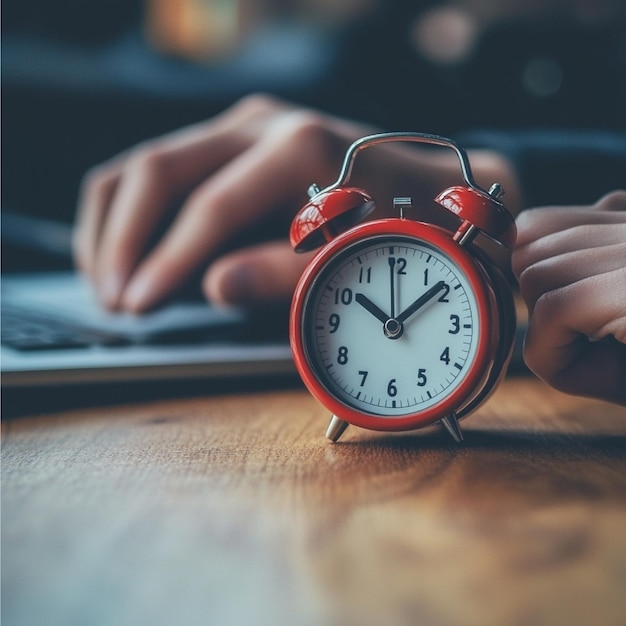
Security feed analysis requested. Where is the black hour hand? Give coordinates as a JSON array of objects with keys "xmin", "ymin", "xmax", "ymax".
[
  {"xmin": 355, "ymin": 293, "xmax": 389, "ymax": 324},
  {"xmin": 396, "ymin": 281, "xmax": 447, "ymax": 324}
]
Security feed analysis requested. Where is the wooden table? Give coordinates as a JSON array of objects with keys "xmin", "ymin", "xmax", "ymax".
[{"xmin": 3, "ymin": 375, "xmax": 626, "ymax": 626}]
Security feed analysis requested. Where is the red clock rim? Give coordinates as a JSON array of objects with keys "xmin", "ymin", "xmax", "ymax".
[{"xmin": 289, "ymin": 218, "xmax": 497, "ymax": 432}]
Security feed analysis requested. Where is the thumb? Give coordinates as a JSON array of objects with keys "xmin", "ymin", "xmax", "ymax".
[{"xmin": 203, "ymin": 240, "xmax": 314, "ymax": 307}]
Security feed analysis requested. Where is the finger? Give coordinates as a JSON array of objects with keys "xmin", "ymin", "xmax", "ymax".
[
  {"xmin": 517, "ymin": 243, "xmax": 626, "ymax": 311},
  {"xmin": 512, "ymin": 223, "xmax": 626, "ymax": 279},
  {"xmin": 94, "ymin": 154, "xmax": 179, "ymax": 307},
  {"xmin": 72, "ymin": 159, "xmax": 124, "ymax": 278},
  {"xmin": 514, "ymin": 191, "xmax": 626, "ymax": 249},
  {"xmin": 514, "ymin": 207, "xmax": 626, "ymax": 249},
  {"xmin": 594, "ymin": 189, "xmax": 626, "ymax": 212},
  {"xmin": 119, "ymin": 112, "xmax": 342, "ymax": 312},
  {"xmin": 203, "ymin": 240, "xmax": 314, "ymax": 306},
  {"xmin": 523, "ymin": 267, "xmax": 626, "ymax": 403}
]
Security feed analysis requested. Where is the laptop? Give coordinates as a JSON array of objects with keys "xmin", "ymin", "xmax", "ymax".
[{"xmin": 1, "ymin": 212, "xmax": 294, "ymax": 387}]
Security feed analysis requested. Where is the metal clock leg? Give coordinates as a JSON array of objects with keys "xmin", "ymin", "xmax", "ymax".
[
  {"xmin": 326, "ymin": 415, "xmax": 350, "ymax": 442},
  {"xmin": 440, "ymin": 413, "xmax": 464, "ymax": 443}
]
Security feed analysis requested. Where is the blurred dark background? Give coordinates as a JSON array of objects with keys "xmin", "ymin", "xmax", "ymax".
[{"xmin": 3, "ymin": 0, "xmax": 626, "ymax": 238}]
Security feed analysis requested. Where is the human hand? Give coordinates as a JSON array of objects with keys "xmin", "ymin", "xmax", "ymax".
[
  {"xmin": 512, "ymin": 191, "xmax": 626, "ymax": 405},
  {"xmin": 73, "ymin": 94, "xmax": 519, "ymax": 312},
  {"xmin": 73, "ymin": 95, "xmax": 366, "ymax": 310}
]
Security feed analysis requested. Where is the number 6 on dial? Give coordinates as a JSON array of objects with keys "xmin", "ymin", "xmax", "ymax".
[{"xmin": 289, "ymin": 133, "xmax": 516, "ymax": 443}]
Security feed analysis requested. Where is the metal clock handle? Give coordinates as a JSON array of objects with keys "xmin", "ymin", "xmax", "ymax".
[{"xmin": 314, "ymin": 132, "xmax": 488, "ymax": 198}]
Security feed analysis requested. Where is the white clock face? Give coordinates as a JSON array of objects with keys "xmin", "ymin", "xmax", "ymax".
[{"xmin": 302, "ymin": 235, "xmax": 481, "ymax": 417}]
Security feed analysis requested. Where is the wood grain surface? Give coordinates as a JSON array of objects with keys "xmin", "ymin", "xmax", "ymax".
[{"xmin": 2, "ymin": 375, "xmax": 626, "ymax": 626}]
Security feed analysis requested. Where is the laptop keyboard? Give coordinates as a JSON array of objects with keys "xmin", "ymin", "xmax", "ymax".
[{"xmin": 1, "ymin": 306, "xmax": 129, "ymax": 351}]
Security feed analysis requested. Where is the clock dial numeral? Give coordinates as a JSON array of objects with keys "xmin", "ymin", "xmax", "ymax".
[
  {"xmin": 417, "ymin": 368, "xmax": 428, "ymax": 387},
  {"xmin": 449, "ymin": 314, "xmax": 460, "ymax": 334},
  {"xmin": 395, "ymin": 258, "xmax": 407, "ymax": 275},
  {"xmin": 335, "ymin": 288, "xmax": 353, "ymax": 305},
  {"xmin": 437, "ymin": 283, "xmax": 450, "ymax": 303},
  {"xmin": 358, "ymin": 370, "xmax": 368, "ymax": 386},
  {"xmin": 440, "ymin": 346, "xmax": 450, "ymax": 365},
  {"xmin": 337, "ymin": 346, "xmax": 349, "ymax": 365},
  {"xmin": 387, "ymin": 379, "xmax": 398, "ymax": 397},
  {"xmin": 328, "ymin": 313, "xmax": 340, "ymax": 333}
]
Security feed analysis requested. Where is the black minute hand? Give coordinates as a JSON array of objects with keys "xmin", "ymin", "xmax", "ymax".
[{"xmin": 396, "ymin": 281, "xmax": 447, "ymax": 324}]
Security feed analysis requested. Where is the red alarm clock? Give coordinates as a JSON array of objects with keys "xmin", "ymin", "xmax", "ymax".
[{"xmin": 289, "ymin": 133, "xmax": 516, "ymax": 442}]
